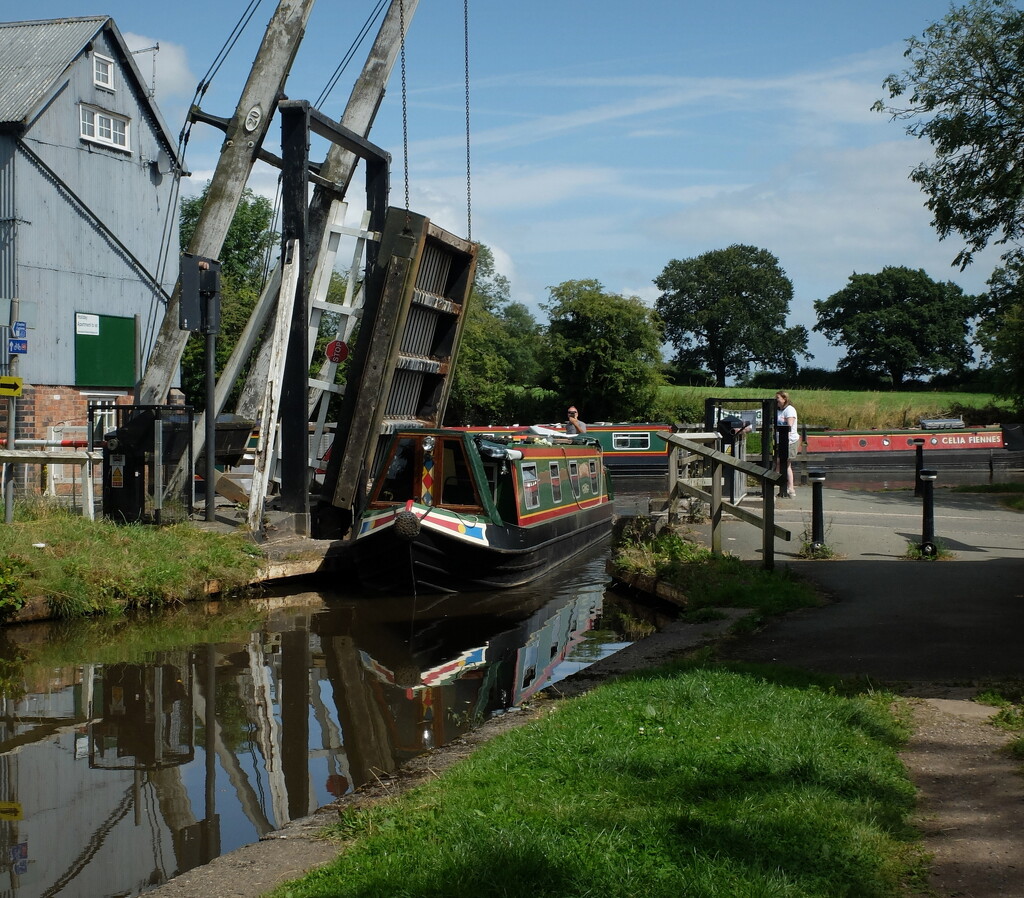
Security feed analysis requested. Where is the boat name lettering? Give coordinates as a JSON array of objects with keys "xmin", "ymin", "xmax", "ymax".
[{"xmin": 939, "ymin": 434, "xmax": 1002, "ymax": 445}]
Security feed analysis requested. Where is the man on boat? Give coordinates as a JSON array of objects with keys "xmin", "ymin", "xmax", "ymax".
[{"xmin": 566, "ymin": 406, "xmax": 587, "ymax": 434}]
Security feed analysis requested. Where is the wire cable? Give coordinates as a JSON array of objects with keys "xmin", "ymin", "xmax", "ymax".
[{"xmin": 315, "ymin": 0, "xmax": 390, "ymax": 108}]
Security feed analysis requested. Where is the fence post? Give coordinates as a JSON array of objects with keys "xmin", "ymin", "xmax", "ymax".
[
  {"xmin": 919, "ymin": 468, "xmax": 938, "ymax": 557},
  {"xmin": 913, "ymin": 438, "xmax": 925, "ymax": 497},
  {"xmin": 809, "ymin": 470, "xmax": 826, "ymax": 549},
  {"xmin": 710, "ymin": 453, "xmax": 723, "ymax": 554},
  {"xmin": 667, "ymin": 442, "xmax": 680, "ymax": 524}
]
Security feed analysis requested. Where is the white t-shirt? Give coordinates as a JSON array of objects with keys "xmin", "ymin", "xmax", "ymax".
[{"xmin": 777, "ymin": 404, "xmax": 799, "ymax": 442}]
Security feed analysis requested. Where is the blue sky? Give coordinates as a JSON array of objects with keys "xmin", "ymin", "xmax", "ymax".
[{"xmin": 34, "ymin": 0, "xmax": 1007, "ymax": 368}]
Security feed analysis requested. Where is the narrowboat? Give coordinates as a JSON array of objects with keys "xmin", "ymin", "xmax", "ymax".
[
  {"xmin": 354, "ymin": 428, "xmax": 614, "ymax": 593},
  {"xmin": 462, "ymin": 423, "xmax": 672, "ymax": 475},
  {"xmin": 801, "ymin": 420, "xmax": 1024, "ymax": 471}
]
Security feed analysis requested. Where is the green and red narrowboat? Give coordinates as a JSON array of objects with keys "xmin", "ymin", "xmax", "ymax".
[{"xmin": 354, "ymin": 428, "xmax": 613, "ymax": 593}]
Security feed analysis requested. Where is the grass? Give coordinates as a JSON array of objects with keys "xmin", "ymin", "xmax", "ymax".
[
  {"xmin": 610, "ymin": 525, "xmax": 822, "ymax": 619},
  {"xmin": 0, "ymin": 499, "xmax": 263, "ymax": 620},
  {"xmin": 269, "ymin": 664, "xmax": 922, "ymax": 898},
  {"xmin": 952, "ymin": 481, "xmax": 1024, "ymax": 511},
  {"xmin": 659, "ymin": 385, "xmax": 1013, "ymax": 431},
  {"xmin": 974, "ymin": 684, "xmax": 1024, "ymax": 767}
]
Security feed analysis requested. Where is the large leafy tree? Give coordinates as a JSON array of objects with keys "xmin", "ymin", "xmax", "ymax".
[
  {"xmin": 542, "ymin": 279, "xmax": 664, "ymax": 421},
  {"xmin": 179, "ymin": 185, "xmax": 277, "ymax": 409},
  {"xmin": 813, "ymin": 267, "xmax": 976, "ymax": 387},
  {"xmin": 874, "ymin": 0, "xmax": 1024, "ymax": 270},
  {"xmin": 978, "ymin": 261, "xmax": 1024, "ymax": 407},
  {"xmin": 654, "ymin": 245, "xmax": 809, "ymax": 386}
]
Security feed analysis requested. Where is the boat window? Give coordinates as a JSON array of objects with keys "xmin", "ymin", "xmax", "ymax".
[
  {"xmin": 440, "ymin": 439, "xmax": 478, "ymax": 506},
  {"xmin": 522, "ymin": 463, "xmax": 541, "ymax": 509},
  {"xmin": 568, "ymin": 461, "xmax": 580, "ymax": 497},
  {"xmin": 612, "ymin": 432, "xmax": 650, "ymax": 450},
  {"xmin": 549, "ymin": 462, "xmax": 562, "ymax": 503},
  {"xmin": 589, "ymin": 460, "xmax": 600, "ymax": 493},
  {"xmin": 375, "ymin": 437, "xmax": 417, "ymax": 503}
]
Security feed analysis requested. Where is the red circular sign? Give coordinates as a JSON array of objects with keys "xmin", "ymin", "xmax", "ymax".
[{"xmin": 326, "ymin": 340, "xmax": 348, "ymax": 363}]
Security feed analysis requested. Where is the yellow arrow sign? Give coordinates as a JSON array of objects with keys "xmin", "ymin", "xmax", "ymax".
[
  {"xmin": 0, "ymin": 801, "xmax": 22, "ymax": 821},
  {"xmin": 0, "ymin": 376, "xmax": 23, "ymax": 397}
]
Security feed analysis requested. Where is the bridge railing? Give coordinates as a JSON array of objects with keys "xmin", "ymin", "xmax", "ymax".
[{"xmin": 657, "ymin": 431, "xmax": 791, "ymax": 571}]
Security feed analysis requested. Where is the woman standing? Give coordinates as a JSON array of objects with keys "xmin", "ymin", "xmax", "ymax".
[{"xmin": 775, "ymin": 391, "xmax": 799, "ymax": 497}]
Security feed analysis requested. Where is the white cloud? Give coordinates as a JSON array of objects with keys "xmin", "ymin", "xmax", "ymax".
[{"xmin": 123, "ymin": 32, "xmax": 195, "ymax": 100}]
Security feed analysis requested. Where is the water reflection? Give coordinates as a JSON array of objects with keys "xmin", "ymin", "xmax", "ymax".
[{"xmin": 0, "ymin": 543, "xmax": 642, "ymax": 897}]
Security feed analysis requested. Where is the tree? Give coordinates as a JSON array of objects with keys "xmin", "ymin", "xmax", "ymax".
[
  {"xmin": 874, "ymin": 0, "xmax": 1024, "ymax": 270},
  {"xmin": 977, "ymin": 261, "xmax": 1024, "ymax": 408},
  {"xmin": 542, "ymin": 279, "xmax": 664, "ymax": 421},
  {"xmin": 813, "ymin": 267, "xmax": 976, "ymax": 387},
  {"xmin": 179, "ymin": 185, "xmax": 277, "ymax": 409},
  {"xmin": 654, "ymin": 245, "xmax": 809, "ymax": 386}
]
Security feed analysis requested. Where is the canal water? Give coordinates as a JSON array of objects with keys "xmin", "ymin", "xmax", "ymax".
[{"xmin": 0, "ymin": 536, "xmax": 682, "ymax": 898}]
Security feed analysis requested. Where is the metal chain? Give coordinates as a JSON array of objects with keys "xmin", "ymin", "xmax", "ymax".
[
  {"xmin": 400, "ymin": 0, "xmax": 410, "ymax": 217},
  {"xmin": 464, "ymin": 0, "xmax": 472, "ymax": 241}
]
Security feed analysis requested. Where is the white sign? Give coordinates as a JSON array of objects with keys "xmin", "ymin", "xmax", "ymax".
[{"xmin": 75, "ymin": 313, "xmax": 100, "ymax": 336}]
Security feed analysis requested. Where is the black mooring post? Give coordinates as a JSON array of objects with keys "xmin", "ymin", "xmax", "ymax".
[
  {"xmin": 919, "ymin": 468, "xmax": 938, "ymax": 557},
  {"xmin": 913, "ymin": 438, "xmax": 925, "ymax": 497},
  {"xmin": 776, "ymin": 424, "xmax": 789, "ymax": 497},
  {"xmin": 809, "ymin": 470, "xmax": 826, "ymax": 550}
]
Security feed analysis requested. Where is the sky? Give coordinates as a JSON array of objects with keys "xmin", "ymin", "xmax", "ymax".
[{"xmin": 29, "ymin": 0, "xmax": 1011, "ymax": 369}]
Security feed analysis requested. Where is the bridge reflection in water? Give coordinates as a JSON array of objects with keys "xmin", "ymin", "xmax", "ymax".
[{"xmin": 0, "ymin": 539, "xmax": 673, "ymax": 898}]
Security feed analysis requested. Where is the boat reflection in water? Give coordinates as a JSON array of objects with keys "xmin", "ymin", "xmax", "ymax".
[{"xmin": 0, "ymin": 544, "xmax": 656, "ymax": 897}]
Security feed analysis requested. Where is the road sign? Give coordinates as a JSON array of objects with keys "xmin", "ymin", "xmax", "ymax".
[
  {"xmin": 325, "ymin": 340, "xmax": 348, "ymax": 364},
  {"xmin": 0, "ymin": 376, "xmax": 22, "ymax": 397},
  {"xmin": 8, "ymin": 339, "xmax": 27, "ymax": 354},
  {"xmin": 11, "ymin": 321, "xmax": 26, "ymax": 339}
]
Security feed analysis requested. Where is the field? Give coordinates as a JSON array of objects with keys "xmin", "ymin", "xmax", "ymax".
[{"xmin": 659, "ymin": 385, "xmax": 1013, "ymax": 431}]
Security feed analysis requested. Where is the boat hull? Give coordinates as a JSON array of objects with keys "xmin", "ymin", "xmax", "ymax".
[{"xmin": 355, "ymin": 501, "xmax": 613, "ymax": 593}]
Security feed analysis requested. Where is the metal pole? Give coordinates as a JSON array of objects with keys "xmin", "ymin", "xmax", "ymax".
[
  {"xmin": 913, "ymin": 438, "xmax": 925, "ymax": 497},
  {"xmin": 809, "ymin": 470, "xmax": 826, "ymax": 550},
  {"xmin": 919, "ymin": 468, "xmax": 938, "ymax": 558},
  {"xmin": 5, "ymin": 298, "xmax": 19, "ymax": 524}
]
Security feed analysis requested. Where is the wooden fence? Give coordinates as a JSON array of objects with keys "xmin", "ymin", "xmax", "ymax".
[{"xmin": 658, "ymin": 431, "xmax": 791, "ymax": 570}]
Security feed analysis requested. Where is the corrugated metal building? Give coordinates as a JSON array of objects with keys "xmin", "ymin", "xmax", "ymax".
[{"xmin": 0, "ymin": 16, "xmax": 184, "ymax": 464}]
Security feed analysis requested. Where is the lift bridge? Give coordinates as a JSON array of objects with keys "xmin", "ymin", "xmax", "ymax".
[
  {"xmin": 244, "ymin": 103, "xmax": 478, "ymax": 540},
  {"xmin": 110, "ymin": 0, "xmax": 476, "ymax": 538}
]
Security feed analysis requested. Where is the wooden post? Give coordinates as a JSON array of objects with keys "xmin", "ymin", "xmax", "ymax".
[
  {"xmin": 137, "ymin": 0, "xmax": 316, "ymax": 406},
  {"xmin": 763, "ymin": 479, "xmax": 775, "ymax": 571},
  {"xmin": 710, "ymin": 454, "xmax": 723, "ymax": 554}
]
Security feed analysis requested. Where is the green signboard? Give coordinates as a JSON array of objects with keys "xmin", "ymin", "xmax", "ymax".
[{"xmin": 74, "ymin": 313, "xmax": 136, "ymax": 387}]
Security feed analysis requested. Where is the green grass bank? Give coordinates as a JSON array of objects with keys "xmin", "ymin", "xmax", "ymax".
[
  {"xmin": 270, "ymin": 664, "xmax": 922, "ymax": 898},
  {"xmin": 0, "ymin": 502, "xmax": 263, "ymax": 621},
  {"xmin": 659, "ymin": 385, "xmax": 1016, "ymax": 431}
]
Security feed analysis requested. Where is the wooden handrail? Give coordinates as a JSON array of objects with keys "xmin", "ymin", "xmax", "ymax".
[{"xmin": 656, "ymin": 431, "xmax": 789, "ymax": 571}]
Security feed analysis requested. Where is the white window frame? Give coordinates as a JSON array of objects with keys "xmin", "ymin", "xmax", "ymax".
[
  {"xmin": 522, "ymin": 463, "xmax": 541, "ymax": 510},
  {"xmin": 612, "ymin": 432, "xmax": 651, "ymax": 450},
  {"xmin": 80, "ymin": 104, "xmax": 130, "ymax": 151},
  {"xmin": 549, "ymin": 461, "xmax": 562, "ymax": 504},
  {"xmin": 93, "ymin": 53, "xmax": 115, "ymax": 91}
]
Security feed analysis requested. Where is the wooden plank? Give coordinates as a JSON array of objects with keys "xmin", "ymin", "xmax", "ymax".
[
  {"xmin": 247, "ymin": 242, "xmax": 300, "ymax": 532},
  {"xmin": 721, "ymin": 500, "xmax": 791, "ymax": 540},
  {"xmin": 138, "ymin": 0, "xmax": 316, "ymax": 405}
]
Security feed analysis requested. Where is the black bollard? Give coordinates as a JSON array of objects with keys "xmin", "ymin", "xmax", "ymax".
[
  {"xmin": 918, "ymin": 468, "xmax": 938, "ymax": 557},
  {"xmin": 913, "ymin": 438, "xmax": 925, "ymax": 497},
  {"xmin": 808, "ymin": 470, "xmax": 826, "ymax": 550}
]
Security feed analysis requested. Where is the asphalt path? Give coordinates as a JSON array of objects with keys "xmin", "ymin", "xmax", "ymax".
[{"xmin": 698, "ymin": 486, "xmax": 1024, "ymax": 685}]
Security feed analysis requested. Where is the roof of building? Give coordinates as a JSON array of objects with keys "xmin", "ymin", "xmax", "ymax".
[{"xmin": 0, "ymin": 16, "xmax": 183, "ymax": 167}]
